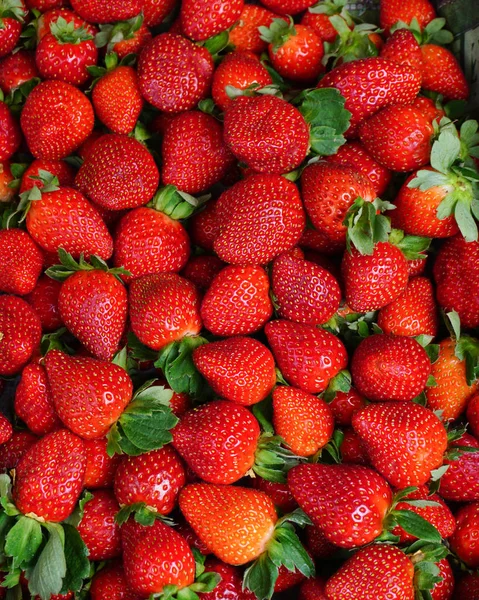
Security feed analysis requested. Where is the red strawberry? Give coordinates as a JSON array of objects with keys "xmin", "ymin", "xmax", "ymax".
[
  {"xmin": 20, "ymin": 80, "xmax": 94, "ymax": 159},
  {"xmin": 0, "ymin": 414, "xmax": 12, "ymax": 444},
  {"xmin": 379, "ymin": 0, "xmax": 436, "ymax": 33},
  {"xmin": 259, "ymin": 0, "xmax": 316, "ymax": 16},
  {"xmin": 172, "ymin": 400, "xmax": 260, "ymax": 484},
  {"xmin": 200, "ymin": 264, "xmax": 272, "ymax": 336},
  {"xmin": 432, "ymin": 558, "xmax": 454, "ymax": 600},
  {"xmin": 0, "ymin": 429, "xmax": 37, "ymax": 471},
  {"xmin": 342, "ymin": 242, "xmax": 409, "ymax": 312},
  {"xmin": 114, "ymin": 445, "xmax": 186, "ymax": 514},
  {"xmin": 454, "ymin": 573, "xmax": 479, "ymax": 600},
  {"xmin": 90, "ymin": 561, "xmax": 143, "ymax": 600},
  {"xmin": 439, "ymin": 433, "xmax": 479, "ymax": 502},
  {"xmin": 190, "ymin": 199, "xmax": 220, "ymax": 251},
  {"xmin": 340, "ymin": 428, "xmax": 369, "ymax": 465},
  {"xmin": 0, "ymin": 229, "xmax": 43, "ymax": 295},
  {"xmin": 77, "ymin": 489, "xmax": 122, "ymax": 560},
  {"xmin": 214, "ymin": 174, "xmax": 305, "ymax": 264},
  {"xmin": 181, "ymin": 0, "xmax": 243, "ymax": 41},
  {"xmin": 317, "ymin": 58, "xmax": 421, "ymax": 136},
  {"xmin": 0, "ymin": 160, "xmax": 13, "ymax": 202},
  {"xmin": 449, "ymin": 502, "xmax": 479, "ymax": 568},
  {"xmin": 36, "ymin": 7, "xmax": 96, "ymax": 39},
  {"xmin": 199, "ymin": 558, "xmax": 255, "ymax": 600},
  {"xmin": 83, "ymin": 437, "xmax": 121, "ymax": 488},
  {"xmin": 351, "ymin": 334, "xmax": 431, "ymax": 401},
  {"xmin": 70, "ymin": 0, "xmax": 141, "ymax": 23},
  {"xmin": 352, "ymin": 402, "xmax": 448, "ymax": 488},
  {"xmin": 44, "ymin": 350, "xmax": 133, "ymax": 439},
  {"xmin": 377, "ymin": 276, "xmax": 438, "ymax": 337},
  {"xmin": 273, "ymin": 386, "xmax": 334, "ymax": 457},
  {"xmin": 105, "ymin": 21, "xmax": 153, "ymax": 59},
  {"xmin": 421, "ymin": 44, "xmax": 469, "ymax": 100},
  {"xmin": 379, "ymin": 28, "xmax": 423, "ymax": 71},
  {"xmin": 193, "ymin": 336, "xmax": 276, "ymax": 406},
  {"xmin": 250, "ymin": 477, "xmax": 297, "ymax": 513},
  {"xmin": 358, "ymin": 105, "xmax": 433, "ymax": 172},
  {"xmin": 129, "ymin": 273, "xmax": 202, "ymax": 350},
  {"xmin": 92, "ymin": 65, "xmax": 143, "ymax": 135},
  {"xmin": 142, "ymin": 0, "xmax": 176, "ymax": 26},
  {"xmin": 328, "ymin": 387, "xmax": 367, "ymax": 426},
  {"xmin": 75, "ymin": 134, "xmax": 159, "ymax": 211},
  {"xmin": 13, "ymin": 428, "xmax": 87, "ymax": 522},
  {"xmin": 25, "ymin": 275, "xmax": 63, "ymax": 332},
  {"xmin": 228, "ymin": 4, "xmax": 275, "ymax": 53},
  {"xmin": 0, "ymin": 49, "xmax": 38, "ymax": 93},
  {"xmin": 224, "ymin": 94, "xmax": 310, "ymax": 175},
  {"xmin": 299, "ymin": 577, "xmax": 328, "ymax": 600},
  {"xmin": 468, "ymin": 393, "xmax": 479, "ymax": 438},
  {"xmin": 0, "ymin": 295, "xmax": 42, "ymax": 376},
  {"xmin": 162, "ymin": 110, "xmax": 234, "ymax": 194},
  {"xmin": 412, "ymin": 95, "xmax": 445, "ymax": 124},
  {"xmin": 20, "ymin": 159, "xmax": 75, "ymax": 193},
  {"xmin": 182, "ymin": 255, "xmax": 225, "ymax": 292},
  {"xmin": 138, "ymin": 33, "xmax": 214, "ymax": 113},
  {"xmin": 0, "ymin": 101, "xmax": 21, "ymax": 161},
  {"xmin": 288, "ymin": 463, "xmax": 392, "ymax": 548},
  {"xmin": 121, "ymin": 518, "xmax": 196, "ymax": 595},
  {"xmin": 0, "ymin": 0, "xmax": 26, "ymax": 57}
]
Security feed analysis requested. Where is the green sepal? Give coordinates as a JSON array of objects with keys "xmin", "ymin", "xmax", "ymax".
[
  {"xmin": 4, "ymin": 516, "xmax": 42, "ymax": 570},
  {"xmin": 388, "ymin": 229, "xmax": 431, "ymax": 260},
  {"xmin": 95, "ymin": 14, "xmax": 144, "ymax": 52},
  {"xmin": 127, "ymin": 331, "xmax": 160, "ymax": 363},
  {"xmin": 252, "ymin": 396, "xmax": 274, "ymax": 435},
  {"xmin": 313, "ymin": 428, "xmax": 344, "ymax": 464},
  {"xmin": 322, "ymin": 369, "xmax": 351, "ymax": 402},
  {"xmin": 0, "ymin": 0, "xmax": 25, "ymax": 22},
  {"xmin": 7, "ymin": 171, "xmax": 59, "ymax": 227},
  {"xmin": 149, "ymin": 185, "xmax": 209, "ymax": 220},
  {"xmin": 60, "ymin": 523, "xmax": 90, "ymax": 594},
  {"xmin": 426, "ymin": 374, "xmax": 437, "ymax": 387},
  {"xmin": 454, "ymin": 334, "xmax": 479, "ymax": 385},
  {"xmin": 253, "ymin": 434, "xmax": 306, "ymax": 483},
  {"xmin": 445, "ymin": 310, "xmax": 461, "ymax": 340},
  {"xmin": 40, "ymin": 328, "xmax": 72, "ymax": 356},
  {"xmin": 344, "ymin": 197, "xmax": 393, "ymax": 255},
  {"xmin": 308, "ymin": 0, "xmax": 353, "ymax": 26},
  {"xmin": 64, "ymin": 490, "xmax": 93, "ymax": 528},
  {"xmin": 46, "ymin": 248, "xmax": 131, "ymax": 282},
  {"xmin": 407, "ymin": 169, "xmax": 451, "ymax": 192},
  {"xmin": 115, "ymin": 502, "xmax": 164, "ymax": 527},
  {"xmin": 50, "ymin": 15, "xmax": 94, "ymax": 44},
  {"xmin": 323, "ymin": 18, "xmax": 379, "ymax": 67},
  {"xmin": 259, "ymin": 17, "xmax": 295, "ymax": 53},
  {"xmin": 202, "ymin": 30, "xmax": 230, "ymax": 57},
  {"xmin": 390, "ymin": 17, "xmax": 453, "ymax": 46},
  {"xmin": 388, "ymin": 510, "xmax": 442, "ymax": 544},
  {"xmin": 112, "ymin": 346, "xmax": 128, "ymax": 371},
  {"xmin": 428, "ymin": 465, "xmax": 450, "ymax": 494},
  {"xmin": 24, "ymin": 523, "xmax": 66, "ymax": 600}
]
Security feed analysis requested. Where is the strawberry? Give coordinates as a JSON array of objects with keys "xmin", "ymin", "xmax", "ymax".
[
  {"xmin": 439, "ymin": 433, "xmax": 479, "ymax": 502},
  {"xmin": 114, "ymin": 445, "xmax": 186, "ymax": 515},
  {"xmin": 468, "ymin": 393, "xmax": 479, "ymax": 438},
  {"xmin": 20, "ymin": 80, "xmax": 94, "ymax": 159},
  {"xmin": 25, "ymin": 275, "xmax": 63, "ymax": 332},
  {"xmin": 358, "ymin": 105, "xmax": 433, "ymax": 172},
  {"xmin": 13, "ymin": 428, "xmax": 87, "ymax": 522},
  {"xmin": 272, "ymin": 248, "xmax": 341, "ymax": 325},
  {"xmin": 99, "ymin": 19, "xmax": 152, "ymax": 59},
  {"xmin": 0, "ymin": 49, "xmax": 38, "ymax": 93},
  {"xmin": 90, "ymin": 561, "xmax": 144, "ymax": 600},
  {"xmin": 352, "ymin": 402, "xmax": 448, "ymax": 487},
  {"xmin": 138, "ymin": 33, "xmax": 214, "ymax": 113},
  {"xmin": 92, "ymin": 65, "xmax": 143, "ymax": 135},
  {"xmin": 75, "ymin": 134, "xmax": 159, "ymax": 211},
  {"xmin": 250, "ymin": 477, "xmax": 297, "ymax": 513},
  {"xmin": 0, "ymin": 101, "xmax": 21, "ymax": 161},
  {"xmin": 301, "ymin": 162, "xmax": 376, "ymax": 248},
  {"xmin": 172, "ymin": 400, "xmax": 260, "ymax": 484},
  {"xmin": 377, "ymin": 276, "xmax": 438, "ymax": 337},
  {"xmin": 44, "ymin": 349, "xmax": 133, "ymax": 439},
  {"xmin": 0, "ymin": 229, "xmax": 43, "ymax": 295},
  {"xmin": 77, "ymin": 489, "xmax": 122, "ymax": 560},
  {"xmin": 412, "ymin": 95, "xmax": 445, "ymax": 124},
  {"xmin": 260, "ymin": 19, "xmax": 324, "ymax": 82},
  {"xmin": 301, "ymin": 0, "xmax": 349, "ymax": 43},
  {"xmin": 162, "ymin": 111, "xmax": 234, "ymax": 194},
  {"xmin": 328, "ymin": 387, "xmax": 367, "ymax": 426},
  {"xmin": 180, "ymin": 0, "xmax": 244, "ymax": 41},
  {"xmin": 214, "ymin": 174, "xmax": 305, "ymax": 265},
  {"xmin": 0, "ymin": 296, "xmax": 42, "ymax": 376},
  {"xmin": 340, "ymin": 428, "xmax": 369, "ymax": 464},
  {"xmin": 0, "ymin": 0, "xmax": 26, "ymax": 57},
  {"xmin": 121, "ymin": 518, "xmax": 196, "ymax": 595},
  {"xmin": 36, "ymin": 8, "xmax": 97, "ymax": 40},
  {"xmin": 0, "ymin": 414, "xmax": 12, "ymax": 444},
  {"xmin": 199, "ymin": 558, "xmax": 256, "ymax": 600},
  {"xmin": 20, "ymin": 159, "xmax": 75, "ymax": 193},
  {"xmin": 299, "ymin": 577, "xmax": 328, "ymax": 600},
  {"xmin": 200, "ymin": 264, "xmax": 272, "ymax": 336},
  {"xmin": 351, "ymin": 334, "xmax": 431, "ymax": 401},
  {"xmin": 288, "ymin": 463, "xmax": 392, "ymax": 548},
  {"xmin": 25, "ymin": 0, "xmax": 65, "ymax": 10},
  {"xmin": 432, "ymin": 559, "xmax": 454, "ymax": 600},
  {"xmin": 421, "ymin": 44, "xmax": 469, "ymax": 100},
  {"xmin": 190, "ymin": 199, "xmax": 220, "ymax": 251},
  {"xmin": 0, "ymin": 429, "xmax": 37, "ymax": 471},
  {"xmin": 143, "ymin": 0, "xmax": 176, "ymax": 26},
  {"xmin": 83, "ymin": 437, "xmax": 121, "ymax": 488},
  {"xmin": 224, "ymin": 95, "xmax": 310, "ymax": 175},
  {"xmin": 273, "ymin": 386, "xmax": 334, "ymax": 456},
  {"xmin": 449, "ymin": 502, "xmax": 479, "ymax": 567},
  {"xmin": 129, "ymin": 273, "xmax": 202, "ymax": 351},
  {"xmin": 275, "ymin": 563, "xmax": 307, "ymax": 592},
  {"xmin": 228, "ymin": 4, "xmax": 275, "ymax": 53},
  {"xmin": 265, "ymin": 319, "xmax": 348, "ymax": 394},
  {"xmin": 70, "ymin": 0, "xmax": 142, "ymax": 23},
  {"xmin": 182, "ymin": 255, "xmax": 225, "ymax": 292},
  {"xmin": 0, "ymin": 160, "xmax": 13, "ymax": 202},
  {"xmin": 454, "ymin": 573, "xmax": 479, "ymax": 600},
  {"xmin": 259, "ymin": 0, "xmax": 316, "ymax": 16},
  {"xmin": 379, "ymin": 27, "xmax": 423, "ymax": 71},
  {"xmin": 193, "ymin": 336, "xmax": 276, "ymax": 406},
  {"xmin": 379, "ymin": 0, "xmax": 436, "ymax": 33},
  {"xmin": 317, "ymin": 58, "xmax": 421, "ymax": 136}
]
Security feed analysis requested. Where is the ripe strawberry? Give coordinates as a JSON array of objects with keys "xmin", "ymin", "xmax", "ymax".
[
  {"xmin": 181, "ymin": 0, "xmax": 243, "ymax": 41},
  {"xmin": 90, "ymin": 561, "xmax": 143, "ymax": 600},
  {"xmin": 25, "ymin": 275, "xmax": 63, "ymax": 332},
  {"xmin": 0, "ymin": 0, "xmax": 26, "ymax": 57},
  {"xmin": 377, "ymin": 276, "xmax": 438, "ymax": 337},
  {"xmin": 328, "ymin": 387, "xmax": 367, "ymax": 426},
  {"xmin": 193, "ymin": 336, "xmax": 276, "ymax": 406},
  {"xmin": 439, "ymin": 433, "xmax": 479, "ymax": 502},
  {"xmin": 0, "ymin": 101, "xmax": 21, "ymax": 161},
  {"xmin": 162, "ymin": 111, "xmax": 234, "ymax": 194},
  {"xmin": 265, "ymin": 319, "xmax": 348, "ymax": 394},
  {"xmin": 199, "ymin": 558, "xmax": 255, "ymax": 600},
  {"xmin": 92, "ymin": 65, "xmax": 143, "ymax": 135},
  {"xmin": 0, "ymin": 414, "xmax": 12, "ymax": 444},
  {"xmin": 36, "ymin": 7, "xmax": 96, "ymax": 39},
  {"xmin": 173, "ymin": 400, "xmax": 260, "ymax": 484},
  {"xmin": 182, "ymin": 255, "xmax": 225, "ymax": 292},
  {"xmin": 20, "ymin": 159, "xmax": 75, "ymax": 193},
  {"xmin": 273, "ymin": 386, "xmax": 334, "ymax": 457},
  {"xmin": 104, "ymin": 21, "xmax": 152, "ymax": 59},
  {"xmin": 44, "ymin": 350, "xmax": 133, "ymax": 439},
  {"xmin": 25, "ymin": 0, "xmax": 65, "ymax": 11},
  {"xmin": 121, "ymin": 518, "xmax": 196, "ymax": 595},
  {"xmin": 0, "ymin": 160, "xmax": 13, "ymax": 202},
  {"xmin": 426, "ymin": 338, "xmax": 479, "ymax": 421},
  {"xmin": 379, "ymin": 0, "xmax": 436, "ymax": 33},
  {"xmin": 75, "ymin": 134, "xmax": 159, "ymax": 211},
  {"xmin": 138, "ymin": 33, "xmax": 214, "ymax": 113},
  {"xmin": 200, "ymin": 264, "xmax": 272, "ymax": 336},
  {"xmin": 358, "ymin": 105, "xmax": 433, "ymax": 172},
  {"xmin": 190, "ymin": 199, "xmax": 220, "ymax": 251},
  {"xmin": 0, "ymin": 296, "xmax": 42, "ymax": 376},
  {"xmin": 0, "ymin": 229, "xmax": 43, "ymax": 296},
  {"xmin": 432, "ymin": 559, "xmax": 454, "ymax": 600},
  {"xmin": 379, "ymin": 27, "xmax": 423, "ymax": 71},
  {"xmin": 449, "ymin": 502, "xmax": 479, "ymax": 567},
  {"xmin": 250, "ymin": 477, "xmax": 297, "ymax": 513},
  {"xmin": 454, "ymin": 573, "xmax": 479, "ymax": 600},
  {"xmin": 214, "ymin": 174, "xmax": 305, "ymax": 264},
  {"xmin": 228, "ymin": 4, "xmax": 275, "ymax": 53},
  {"xmin": 13, "ymin": 428, "xmax": 86, "ymax": 522},
  {"xmin": 351, "ymin": 334, "xmax": 431, "ymax": 401},
  {"xmin": 342, "ymin": 242, "xmax": 409, "ymax": 312},
  {"xmin": 301, "ymin": 162, "xmax": 376, "ymax": 248},
  {"xmin": 468, "ymin": 393, "xmax": 479, "ymax": 438},
  {"xmin": 84, "ymin": 437, "xmax": 121, "ymax": 488},
  {"xmin": 20, "ymin": 80, "xmax": 94, "ymax": 159},
  {"xmin": 352, "ymin": 402, "xmax": 448, "ymax": 488},
  {"xmin": 326, "ymin": 544, "xmax": 415, "ymax": 599},
  {"xmin": 224, "ymin": 95, "xmax": 309, "ymax": 175},
  {"xmin": 288, "ymin": 463, "xmax": 392, "ymax": 548},
  {"xmin": 301, "ymin": 9, "xmax": 342, "ymax": 43},
  {"xmin": 412, "ymin": 95, "xmax": 445, "ymax": 124},
  {"xmin": 0, "ymin": 49, "xmax": 38, "ymax": 93},
  {"xmin": 129, "ymin": 273, "xmax": 202, "ymax": 351},
  {"xmin": 114, "ymin": 445, "xmax": 186, "ymax": 514},
  {"xmin": 70, "ymin": 0, "xmax": 141, "ymax": 23},
  {"xmin": 317, "ymin": 58, "xmax": 421, "ymax": 136},
  {"xmin": 0, "ymin": 429, "xmax": 38, "ymax": 471},
  {"xmin": 421, "ymin": 44, "xmax": 469, "ymax": 100},
  {"xmin": 77, "ymin": 489, "xmax": 122, "ymax": 560},
  {"xmin": 259, "ymin": 0, "xmax": 316, "ymax": 16},
  {"xmin": 340, "ymin": 428, "xmax": 369, "ymax": 465},
  {"xmin": 299, "ymin": 577, "xmax": 328, "ymax": 600}
]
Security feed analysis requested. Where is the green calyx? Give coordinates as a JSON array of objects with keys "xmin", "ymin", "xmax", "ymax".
[
  {"xmin": 8, "ymin": 170, "xmax": 59, "ymax": 227},
  {"xmin": 259, "ymin": 17, "xmax": 296, "ymax": 54},
  {"xmin": 253, "ymin": 433, "xmax": 306, "ymax": 483},
  {"xmin": 243, "ymin": 509, "xmax": 314, "ymax": 600},
  {"xmin": 344, "ymin": 196, "xmax": 394, "ymax": 255},
  {"xmin": 322, "ymin": 369, "xmax": 351, "ymax": 402},
  {"xmin": 444, "ymin": 310, "xmax": 479, "ymax": 385},
  {"xmin": 45, "ymin": 248, "xmax": 131, "ymax": 282},
  {"xmin": 95, "ymin": 13, "xmax": 143, "ymax": 52},
  {"xmin": 388, "ymin": 229, "xmax": 431, "ymax": 260},
  {"xmin": 308, "ymin": 0, "xmax": 351, "ymax": 20},
  {"xmin": 115, "ymin": 502, "xmax": 175, "ymax": 527},
  {"xmin": 0, "ymin": 0, "xmax": 25, "ymax": 23},
  {"xmin": 49, "ymin": 16, "xmax": 94, "ymax": 45},
  {"xmin": 390, "ymin": 17, "xmax": 453, "ymax": 46},
  {"xmin": 149, "ymin": 185, "xmax": 210, "ymax": 221},
  {"xmin": 405, "ymin": 539, "xmax": 450, "ymax": 598},
  {"xmin": 323, "ymin": 18, "xmax": 380, "ymax": 67}
]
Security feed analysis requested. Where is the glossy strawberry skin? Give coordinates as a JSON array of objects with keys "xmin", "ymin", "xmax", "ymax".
[
  {"xmin": 199, "ymin": 558, "xmax": 256, "ymax": 600},
  {"xmin": 228, "ymin": 4, "xmax": 275, "ymax": 53},
  {"xmin": 70, "ymin": 0, "xmax": 142, "ymax": 23},
  {"xmin": 90, "ymin": 561, "xmax": 144, "ymax": 600},
  {"xmin": 380, "ymin": 28, "xmax": 423, "ymax": 71},
  {"xmin": 421, "ymin": 44, "xmax": 469, "ymax": 100},
  {"xmin": 250, "ymin": 477, "xmax": 297, "ymax": 513},
  {"xmin": 0, "ymin": 49, "xmax": 38, "ymax": 93},
  {"xmin": 0, "ymin": 429, "xmax": 38, "ymax": 471},
  {"xmin": 268, "ymin": 24, "xmax": 324, "ymax": 83},
  {"xmin": 193, "ymin": 337, "xmax": 276, "ymax": 406},
  {"xmin": 77, "ymin": 489, "xmax": 122, "ymax": 561},
  {"xmin": 379, "ymin": 0, "xmax": 436, "ymax": 32},
  {"xmin": 329, "ymin": 388, "xmax": 367, "ymax": 426},
  {"xmin": 265, "ymin": 319, "xmax": 348, "ymax": 394},
  {"xmin": 181, "ymin": 0, "xmax": 244, "ymax": 41},
  {"xmin": 260, "ymin": 0, "xmax": 316, "ymax": 16},
  {"xmin": 439, "ymin": 433, "xmax": 479, "ymax": 502},
  {"xmin": 288, "ymin": 463, "xmax": 392, "ymax": 548},
  {"xmin": 449, "ymin": 503, "xmax": 479, "ymax": 568},
  {"xmin": 83, "ymin": 437, "xmax": 121, "ymax": 489},
  {"xmin": 0, "ymin": 229, "xmax": 43, "ymax": 295},
  {"xmin": 13, "ymin": 429, "xmax": 87, "ymax": 522},
  {"xmin": 0, "ymin": 414, "xmax": 12, "ymax": 445},
  {"xmin": 25, "ymin": 275, "xmax": 63, "ymax": 332}
]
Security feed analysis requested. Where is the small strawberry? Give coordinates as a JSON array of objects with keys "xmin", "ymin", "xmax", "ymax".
[
  {"xmin": 0, "ymin": 101, "xmax": 21, "ymax": 161},
  {"xmin": 98, "ymin": 18, "xmax": 152, "ymax": 59},
  {"xmin": 182, "ymin": 255, "xmax": 225, "ymax": 292},
  {"xmin": 228, "ymin": 4, "xmax": 275, "ymax": 53},
  {"xmin": 20, "ymin": 159, "xmax": 75, "ymax": 193},
  {"xmin": 25, "ymin": 275, "xmax": 63, "ymax": 332},
  {"xmin": 265, "ymin": 319, "xmax": 348, "ymax": 394},
  {"xmin": 299, "ymin": 577, "xmax": 328, "ymax": 600},
  {"xmin": 0, "ymin": 49, "xmax": 38, "ymax": 93},
  {"xmin": 439, "ymin": 433, "xmax": 479, "ymax": 502},
  {"xmin": 77, "ymin": 489, "xmax": 122, "ymax": 560},
  {"xmin": 190, "ymin": 199, "xmax": 220, "ymax": 251},
  {"xmin": 0, "ymin": 0, "xmax": 26, "ymax": 58},
  {"xmin": 193, "ymin": 336, "xmax": 276, "ymax": 406},
  {"xmin": 259, "ymin": 0, "xmax": 316, "ymax": 16},
  {"xmin": 421, "ymin": 44, "xmax": 469, "ymax": 100},
  {"xmin": 180, "ymin": 0, "xmax": 244, "ymax": 41},
  {"xmin": 199, "ymin": 558, "xmax": 256, "ymax": 600},
  {"xmin": 200, "ymin": 264, "xmax": 272, "ymax": 336},
  {"xmin": 328, "ymin": 387, "xmax": 367, "ymax": 426},
  {"xmin": 70, "ymin": 0, "xmax": 142, "ymax": 23},
  {"xmin": 250, "ymin": 477, "xmax": 297, "ymax": 513},
  {"xmin": 352, "ymin": 402, "xmax": 448, "ymax": 488},
  {"xmin": 0, "ymin": 429, "xmax": 37, "ymax": 471},
  {"xmin": 379, "ymin": 27, "xmax": 423, "ymax": 71},
  {"xmin": 90, "ymin": 561, "xmax": 143, "ymax": 600},
  {"xmin": 449, "ymin": 502, "xmax": 479, "ymax": 568},
  {"xmin": 454, "ymin": 573, "xmax": 479, "ymax": 599},
  {"xmin": 0, "ymin": 414, "xmax": 12, "ymax": 444},
  {"xmin": 0, "ymin": 229, "xmax": 43, "ymax": 295},
  {"xmin": 379, "ymin": 0, "xmax": 436, "ymax": 33},
  {"xmin": 84, "ymin": 437, "xmax": 121, "ymax": 488}
]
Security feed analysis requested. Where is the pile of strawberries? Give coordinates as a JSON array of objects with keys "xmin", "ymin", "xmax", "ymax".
[{"xmin": 0, "ymin": 0, "xmax": 478, "ymax": 597}]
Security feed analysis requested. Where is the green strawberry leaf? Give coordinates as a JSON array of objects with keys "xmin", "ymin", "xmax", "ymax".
[
  {"xmin": 430, "ymin": 130, "xmax": 461, "ymax": 175},
  {"xmin": 454, "ymin": 335, "xmax": 479, "ymax": 385},
  {"xmin": 252, "ymin": 396, "xmax": 274, "ymax": 435},
  {"xmin": 259, "ymin": 17, "xmax": 295, "ymax": 52},
  {"xmin": 61, "ymin": 523, "xmax": 90, "ymax": 594},
  {"xmin": 149, "ymin": 185, "xmax": 209, "ymax": 220},
  {"xmin": 389, "ymin": 230, "xmax": 431, "ymax": 260},
  {"xmin": 309, "ymin": 126, "xmax": 347, "ymax": 156},
  {"xmin": 112, "ymin": 346, "xmax": 128, "ymax": 371},
  {"xmin": 25, "ymin": 523, "xmax": 66, "ymax": 600},
  {"xmin": 390, "ymin": 510, "xmax": 442, "ymax": 543},
  {"xmin": 322, "ymin": 369, "xmax": 351, "ymax": 402},
  {"xmin": 344, "ymin": 197, "xmax": 392, "ymax": 255},
  {"xmin": 202, "ymin": 30, "xmax": 230, "ymax": 56},
  {"xmin": 115, "ymin": 502, "xmax": 160, "ymax": 527},
  {"xmin": 407, "ymin": 170, "xmax": 451, "ymax": 192},
  {"xmin": 4, "ymin": 516, "xmax": 42, "ymax": 569},
  {"xmin": 254, "ymin": 434, "xmax": 306, "ymax": 483},
  {"xmin": 455, "ymin": 196, "xmax": 478, "ymax": 242},
  {"xmin": 243, "ymin": 553, "xmax": 278, "ymax": 600}
]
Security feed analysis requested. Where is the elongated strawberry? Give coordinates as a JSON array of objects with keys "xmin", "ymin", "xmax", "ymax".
[
  {"xmin": 25, "ymin": 275, "xmax": 63, "ymax": 332},
  {"xmin": 228, "ymin": 4, "xmax": 275, "ymax": 53},
  {"xmin": 77, "ymin": 489, "xmax": 121, "ymax": 560},
  {"xmin": 181, "ymin": 0, "xmax": 243, "ymax": 41},
  {"xmin": 449, "ymin": 503, "xmax": 479, "ymax": 568},
  {"xmin": 90, "ymin": 561, "xmax": 143, "ymax": 600},
  {"xmin": 352, "ymin": 402, "xmax": 448, "ymax": 487},
  {"xmin": 380, "ymin": 0, "xmax": 436, "ymax": 33},
  {"xmin": 0, "ymin": 229, "xmax": 43, "ymax": 295},
  {"xmin": 265, "ymin": 319, "xmax": 348, "ymax": 394},
  {"xmin": 0, "ymin": 101, "xmax": 21, "ymax": 161},
  {"xmin": 439, "ymin": 433, "xmax": 479, "ymax": 502},
  {"xmin": 193, "ymin": 336, "xmax": 276, "ymax": 406},
  {"xmin": 421, "ymin": 44, "xmax": 469, "ymax": 100}
]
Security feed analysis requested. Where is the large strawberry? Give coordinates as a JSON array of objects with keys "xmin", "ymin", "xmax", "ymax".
[
  {"xmin": 180, "ymin": 0, "xmax": 243, "ymax": 41},
  {"xmin": 77, "ymin": 489, "xmax": 121, "ymax": 561},
  {"xmin": 379, "ymin": 0, "xmax": 436, "ymax": 33},
  {"xmin": 0, "ymin": 229, "xmax": 43, "ymax": 295},
  {"xmin": 421, "ymin": 44, "xmax": 469, "ymax": 100}
]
